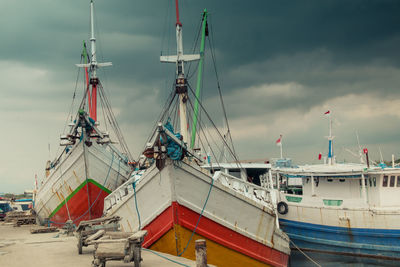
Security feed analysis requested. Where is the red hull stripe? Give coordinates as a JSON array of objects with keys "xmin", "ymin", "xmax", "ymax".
[
  {"xmin": 142, "ymin": 205, "xmax": 174, "ymax": 247},
  {"xmin": 143, "ymin": 202, "xmax": 288, "ymax": 267},
  {"xmin": 48, "ymin": 179, "xmax": 110, "ymax": 224}
]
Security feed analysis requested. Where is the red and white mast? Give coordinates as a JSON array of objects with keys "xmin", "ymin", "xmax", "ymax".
[
  {"xmin": 77, "ymin": 0, "xmax": 112, "ymax": 121},
  {"xmin": 160, "ymin": 0, "xmax": 200, "ymax": 144}
]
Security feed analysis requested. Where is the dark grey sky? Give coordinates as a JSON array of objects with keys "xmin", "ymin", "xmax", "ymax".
[{"xmin": 1, "ymin": 0, "xmax": 400, "ymax": 192}]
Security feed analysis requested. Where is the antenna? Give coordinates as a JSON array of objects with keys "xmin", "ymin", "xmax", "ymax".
[
  {"xmin": 324, "ymin": 110, "xmax": 334, "ymax": 165},
  {"xmin": 379, "ymin": 147, "xmax": 384, "ymax": 163}
]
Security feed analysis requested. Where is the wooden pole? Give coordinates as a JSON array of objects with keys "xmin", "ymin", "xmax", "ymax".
[{"xmin": 195, "ymin": 239, "xmax": 207, "ymax": 267}]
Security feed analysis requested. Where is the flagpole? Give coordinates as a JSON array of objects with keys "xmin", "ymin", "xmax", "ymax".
[
  {"xmin": 325, "ymin": 111, "xmax": 334, "ymax": 165},
  {"xmin": 280, "ymin": 141, "xmax": 283, "ymax": 159}
]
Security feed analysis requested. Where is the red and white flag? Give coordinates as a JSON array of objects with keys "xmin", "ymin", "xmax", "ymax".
[
  {"xmin": 318, "ymin": 153, "xmax": 322, "ymax": 160},
  {"xmin": 276, "ymin": 135, "xmax": 282, "ymax": 146},
  {"xmin": 324, "ymin": 110, "xmax": 331, "ymax": 115}
]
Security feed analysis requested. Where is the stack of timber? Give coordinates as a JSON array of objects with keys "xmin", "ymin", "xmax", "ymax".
[
  {"xmin": 30, "ymin": 226, "xmax": 59, "ymax": 234},
  {"xmin": 5, "ymin": 211, "xmax": 36, "ymax": 226}
]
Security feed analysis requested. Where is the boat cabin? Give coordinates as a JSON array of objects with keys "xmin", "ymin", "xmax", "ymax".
[{"xmin": 273, "ymin": 164, "xmax": 400, "ymax": 208}]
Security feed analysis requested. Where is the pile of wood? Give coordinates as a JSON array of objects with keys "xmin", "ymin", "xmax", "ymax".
[{"xmin": 5, "ymin": 211, "xmax": 36, "ymax": 226}]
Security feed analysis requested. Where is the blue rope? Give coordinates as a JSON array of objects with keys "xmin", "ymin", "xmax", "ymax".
[
  {"xmin": 115, "ymin": 157, "xmax": 121, "ymax": 188},
  {"xmin": 133, "ymin": 179, "xmax": 141, "ymax": 231},
  {"xmin": 178, "ymin": 178, "xmax": 214, "ymax": 257},
  {"xmin": 142, "ymin": 248, "xmax": 190, "ymax": 267}
]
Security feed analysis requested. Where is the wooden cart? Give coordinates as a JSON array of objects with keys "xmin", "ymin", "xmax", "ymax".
[
  {"xmin": 91, "ymin": 230, "xmax": 148, "ymax": 267},
  {"xmin": 75, "ymin": 216, "xmax": 121, "ymax": 254}
]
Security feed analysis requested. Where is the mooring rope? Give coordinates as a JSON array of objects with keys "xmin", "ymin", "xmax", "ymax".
[
  {"xmin": 177, "ymin": 178, "xmax": 214, "ymax": 257},
  {"xmin": 142, "ymin": 248, "xmax": 190, "ymax": 267},
  {"xmin": 289, "ymin": 239, "xmax": 322, "ymax": 267}
]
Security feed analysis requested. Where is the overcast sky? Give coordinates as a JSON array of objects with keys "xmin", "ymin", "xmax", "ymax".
[{"xmin": 1, "ymin": 0, "xmax": 400, "ymax": 193}]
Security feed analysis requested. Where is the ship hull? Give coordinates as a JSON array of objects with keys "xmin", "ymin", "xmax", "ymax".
[
  {"xmin": 35, "ymin": 141, "xmax": 131, "ymax": 226},
  {"xmin": 105, "ymin": 159, "xmax": 290, "ymax": 267},
  {"xmin": 279, "ymin": 199, "xmax": 400, "ymax": 260}
]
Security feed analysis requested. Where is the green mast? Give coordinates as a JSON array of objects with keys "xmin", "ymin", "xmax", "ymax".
[{"xmin": 190, "ymin": 9, "xmax": 208, "ymax": 149}]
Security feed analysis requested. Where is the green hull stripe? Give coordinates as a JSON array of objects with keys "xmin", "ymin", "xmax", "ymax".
[{"xmin": 49, "ymin": 179, "xmax": 111, "ymax": 219}]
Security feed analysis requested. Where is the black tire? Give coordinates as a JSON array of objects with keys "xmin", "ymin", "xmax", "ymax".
[{"xmin": 277, "ymin": 201, "xmax": 289, "ymax": 215}]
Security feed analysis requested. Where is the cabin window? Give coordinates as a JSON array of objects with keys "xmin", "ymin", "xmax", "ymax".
[
  {"xmin": 373, "ymin": 177, "xmax": 376, "ymax": 187},
  {"xmin": 390, "ymin": 176, "xmax": 396, "ymax": 187},
  {"xmin": 383, "ymin": 176, "xmax": 388, "ymax": 187},
  {"xmin": 397, "ymin": 176, "xmax": 400, "ymax": 187},
  {"xmin": 339, "ymin": 179, "xmax": 345, "ymax": 182},
  {"xmin": 369, "ymin": 178, "xmax": 372, "ymax": 187},
  {"xmin": 327, "ymin": 179, "xmax": 333, "ymax": 182}
]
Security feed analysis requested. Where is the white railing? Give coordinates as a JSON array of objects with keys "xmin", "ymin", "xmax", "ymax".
[
  {"xmin": 213, "ymin": 171, "xmax": 274, "ymax": 209},
  {"xmin": 104, "ymin": 170, "xmax": 144, "ymax": 212}
]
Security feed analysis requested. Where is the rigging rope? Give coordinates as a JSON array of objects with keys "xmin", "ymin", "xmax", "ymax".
[{"xmin": 208, "ymin": 16, "xmax": 238, "ymax": 158}]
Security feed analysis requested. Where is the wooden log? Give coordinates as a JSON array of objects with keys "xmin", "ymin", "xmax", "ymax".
[
  {"xmin": 78, "ymin": 215, "xmax": 120, "ymax": 227},
  {"xmin": 195, "ymin": 239, "xmax": 207, "ymax": 267},
  {"xmin": 128, "ymin": 230, "xmax": 148, "ymax": 242},
  {"xmin": 91, "ymin": 238, "xmax": 127, "ymax": 244},
  {"xmin": 30, "ymin": 227, "xmax": 59, "ymax": 234},
  {"xmin": 85, "ymin": 230, "xmax": 105, "ymax": 243},
  {"xmin": 95, "ymin": 242, "xmax": 126, "ymax": 258},
  {"xmin": 104, "ymin": 231, "xmax": 133, "ymax": 239}
]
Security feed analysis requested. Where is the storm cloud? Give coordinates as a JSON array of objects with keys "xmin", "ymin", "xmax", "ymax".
[{"xmin": 1, "ymin": 0, "xmax": 400, "ymax": 192}]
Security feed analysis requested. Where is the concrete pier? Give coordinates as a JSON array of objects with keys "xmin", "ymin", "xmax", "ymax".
[{"xmin": 0, "ymin": 222, "xmax": 197, "ymax": 267}]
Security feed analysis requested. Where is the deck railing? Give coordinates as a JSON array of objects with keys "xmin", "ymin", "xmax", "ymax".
[{"xmin": 213, "ymin": 171, "xmax": 275, "ymax": 209}]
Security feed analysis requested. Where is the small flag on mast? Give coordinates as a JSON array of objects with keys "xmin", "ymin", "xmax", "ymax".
[
  {"xmin": 276, "ymin": 135, "xmax": 282, "ymax": 146},
  {"xmin": 318, "ymin": 153, "xmax": 322, "ymax": 160},
  {"xmin": 324, "ymin": 110, "xmax": 331, "ymax": 115}
]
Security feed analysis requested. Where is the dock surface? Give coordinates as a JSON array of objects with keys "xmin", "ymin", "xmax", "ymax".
[{"xmin": 0, "ymin": 222, "xmax": 197, "ymax": 267}]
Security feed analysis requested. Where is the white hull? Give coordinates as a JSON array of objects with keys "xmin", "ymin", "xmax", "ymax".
[
  {"xmin": 35, "ymin": 141, "xmax": 130, "ymax": 225},
  {"xmin": 104, "ymin": 159, "xmax": 290, "ymax": 265}
]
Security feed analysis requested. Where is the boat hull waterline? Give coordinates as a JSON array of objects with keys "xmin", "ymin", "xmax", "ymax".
[{"xmin": 279, "ymin": 205, "xmax": 400, "ymax": 260}]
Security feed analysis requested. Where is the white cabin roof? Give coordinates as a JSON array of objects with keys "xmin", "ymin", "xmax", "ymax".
[
  {"xmin": 203, "ymin": 162, "xmax": 271, "ymax": 169},
  {"xmin": 273, "ymin": 163, "xmax": 366, "ymax": 176}
]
